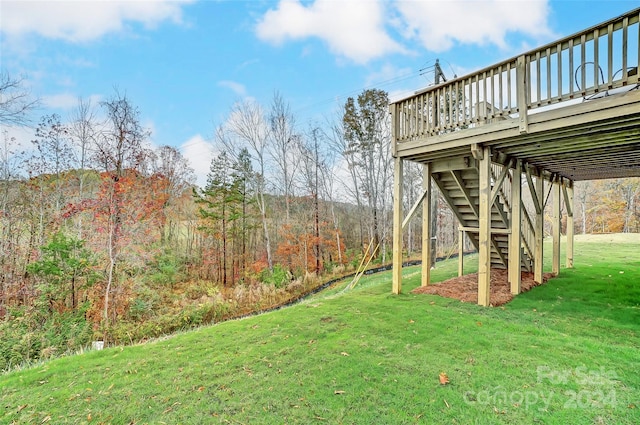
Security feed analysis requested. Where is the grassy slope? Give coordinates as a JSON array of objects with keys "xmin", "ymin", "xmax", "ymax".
[{"xmin": 1, "ymin": 235, "xmax": 639, "ymax": 424}]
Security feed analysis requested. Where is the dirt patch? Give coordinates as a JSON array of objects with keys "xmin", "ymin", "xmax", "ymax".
[{"xmin": 411, "ymin": 269, "xmax": 555, "ymax": 306}]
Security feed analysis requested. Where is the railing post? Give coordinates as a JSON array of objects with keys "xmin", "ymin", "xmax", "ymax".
[
  {"xmin": 390, "ymin": 103, "xmax": 398, "ymax": 157},
  {"xmin": 516, "ymin": 55, "xmax": 529, "ymax": 134}
]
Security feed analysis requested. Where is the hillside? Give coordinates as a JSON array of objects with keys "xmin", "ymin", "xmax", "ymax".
[{"xmin": 1, "ymin": 235, "xmax": 639, "ymax": 424}]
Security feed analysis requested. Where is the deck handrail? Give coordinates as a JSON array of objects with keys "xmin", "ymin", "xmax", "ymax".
[{"xmin": 391, "ymin": 8, "xmax": 640, "ymax": 144}]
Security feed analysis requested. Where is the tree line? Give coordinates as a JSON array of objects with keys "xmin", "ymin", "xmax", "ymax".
[{"xmin": 1, "ymin": 70, "xmax": 639, "ymax": 369}]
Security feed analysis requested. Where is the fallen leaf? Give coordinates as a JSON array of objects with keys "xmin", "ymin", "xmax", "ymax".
[
  {"xmin": 17, "ymin": 405, "xmax": 27, "ymax": 412},
  {"xmin": 443, "ymin": 399, "xmax": 450, "ymax": 408},
  {"xmin": 334, "ymin": 390, "xmax": 346, "ymax": 395},
  {"xmin": 409, "ymin": 319, "xmax": 415, "ymax": 323},
  {"xmin": 476, "ymin": 322, "xmax": 482, "ymax": 326},
  {"xmin": 87, "ymin": 413, "xmax": 92, "ymax": 421},
  {"xmin": 439, "ymin": 372, "xmax": 450, "ymax": 385},
  {"xmin": 340, "ymin": 352, "xmax": 349, "ymax": 356}
]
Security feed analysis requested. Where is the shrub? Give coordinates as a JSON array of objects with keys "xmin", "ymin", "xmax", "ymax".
[
  {"xmin": 0, "ymin": 305, "xmax": 92, "ymax": 372},
  {"xmin": 260, "ymin": 264, "xmax": 290, "ymax": 288}
]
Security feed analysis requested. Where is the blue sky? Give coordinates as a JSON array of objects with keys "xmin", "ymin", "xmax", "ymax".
[{"xmin": 1, "ymin": 0, "xmax": 638, "ymax": 186}]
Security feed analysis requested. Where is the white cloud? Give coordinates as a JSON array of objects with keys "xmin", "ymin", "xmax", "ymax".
[
  {"xmin": 1, "ymin": 0, "xmax": 195, "ymax": 42},
  {"xmin": 218, "ymin": 80, "xmax": 247, "ymax": 97},
  {"xmin": 255, "ymin": 0, "xmax": 405, "ymax": 64},
  {"xmin": 179, "ymin": 134, "xmax": 216, "ymax": 188},
  {"xmin": 364, "ymin": 63, "xmax": 414, "ymax": 89},
  {"xmin": 395, "ymin": 0, "xmax": 552, "ymax": 52},
  {"xmin": 42, "ymin": 93, "xmax": 103, "ymax": 111}
]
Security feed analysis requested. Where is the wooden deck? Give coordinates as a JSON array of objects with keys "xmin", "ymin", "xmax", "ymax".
[{"xmin": 391, "ymin": 8, "xmax": 640, "ymax": 305}]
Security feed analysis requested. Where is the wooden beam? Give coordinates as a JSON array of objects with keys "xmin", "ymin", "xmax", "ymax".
[
  {"xmin": 490, "ymin": 161, "xmax": 511, "ymax": 207},
  {"xmin": 431, "ymin": 156, "xmax": 475, "ymax": 173},
  {"xmin": 565, "ymin": 183, "xmax": 574, "ymax": 269},
  {"xmin": 552, "ymin": 181, "xmax": 561, "ymax": 275},
  {"xmin": 534, "ymin": 175, "xmax": 544, "ymax": 284},
  {"xmin": 471, "ymin": 143, "xmax": 484, "ymax": 160},
  {"xmin": 459, "ymin": 226, "xmax": 511, "ymax": 234},
  {"xmin": 563, "ymin": 182, "xmax": 574, "ymax": 217},
  {"xmin": 402, "ymin": 188, "xmax": 428, "ymax": 231},
  {"xmin": 543, "ymin": 175, "xmax": 555, "ymax": 208},
  {"xmin": 526, "ymin": 166, "xmax": 543, "ymax": 214},
  {"xmin": 478, "ymin": 146, "xmax": 492, "ymax": 306},
  {"xmin": 392, "ymin": 156, "xmax": 404, "ymax": 294},
  {"xmin": 458, "ymin": 229, "xmax": 464, "ymax": 277},
  {"xmin": 390, "ymin": 103, "xmax": 398, "ymax": 157},
  {"xmin": 517, "ymin": 54, "xmax": 529, "ymax": 133},
  {"xmin": 509, "ymin": 161, "xmax": 522, "ymax": 294},
  {"xmin": 422, "ymin": 163, "xmax": 432, "ymax": 287}
]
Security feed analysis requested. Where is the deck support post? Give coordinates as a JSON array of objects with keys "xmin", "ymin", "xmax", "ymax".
[
  {"xmin": 458, "ymin": 229, "xmax": 464, "ymax": 277},
  {"xmin": 552, "ymin": 179, "xmax": 561, "ymax": 275},
  {"xmin": 509, "ymin": 161, "xmax": 522, "ymax": 294},
  {"xmin": 392, "ymin": 156, "xmax": 404, "ymax": 294},
  {"xmin": 422, "ymin": 163, "xmax": 433, "ymax": 287},
  {"xmin": 478, "ymin": 146, "xmax": 492, "ymax": 306},
  {"xmin": 534, "ymin": 174, "xmax": 544, "ymax": 284},
  {"xmin": 564, "ymin": 182, "xmax": 574, "ymax": 268}
]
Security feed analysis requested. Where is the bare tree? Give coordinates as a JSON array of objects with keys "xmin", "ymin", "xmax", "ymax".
[
  {"xmin": 29, "ymin": 114, "xmax": 74, "ymax": 211},
  {"xmin": 95, "ymin": 91, "xmax": 149, "ymax": 177},
  {"xmin": 224, "ymin": 100, "xmax": 273, "ymax": 271},
  {"xmin": 150, "ymin": 145, "xmax": 195, "ymax": 244},
  {"xmin": 0, "ymin": 129, "xmax": 27, "ymax": 304},
  {"xmin": 95, "ymin": 91, "xmax": 150, "ymax": 324},
  {"xmin": 268, "ymin": 92, "xmax": 300, "ymax": 224},
  {"xmin": 0, "ymin": 71, "xmax": 39, "ymax": 127},
  {"xmin": 321, "ymin": 167, "xmax": 345, "ymax": 266},
  {"xmin": 324, "ymin": 112, "xmax": 365, "ymax": 248},
  {"xmin": 68, "ymin": 97, "xmax": 98, "ymax": 238},
  {"xmin": 299, "ymin": 126, "xmax": 325, "ymax": 273}
]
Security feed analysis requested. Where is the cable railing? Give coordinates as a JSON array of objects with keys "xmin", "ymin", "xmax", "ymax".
[{"xmin": 391, "ymin": 8, "xmax": 640, "ymax": 144}]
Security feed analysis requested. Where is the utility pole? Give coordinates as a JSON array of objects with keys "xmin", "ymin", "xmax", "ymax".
[{"xmin": 434, "ymin": 59, "xmax": 447, "ymax": 85}]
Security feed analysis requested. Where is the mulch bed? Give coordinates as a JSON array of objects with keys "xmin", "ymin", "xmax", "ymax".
[{"xmin": 411, "ymin": 269, "xmax": 556, "ymax": 306}]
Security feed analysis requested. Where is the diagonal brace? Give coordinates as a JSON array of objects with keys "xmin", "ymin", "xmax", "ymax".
[{"xmin": 402, "ymin": 188, "xmax": 429, "ymax": 231}]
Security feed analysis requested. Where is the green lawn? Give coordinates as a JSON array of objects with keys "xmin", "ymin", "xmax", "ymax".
[{"xmin": 1, "ymin": 234, "xmax": 639, "ymax": 424}]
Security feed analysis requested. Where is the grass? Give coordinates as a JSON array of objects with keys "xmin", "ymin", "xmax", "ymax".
[{"xmin": 1, "ymin": 234, "xmax": 639, "ymax": 424}]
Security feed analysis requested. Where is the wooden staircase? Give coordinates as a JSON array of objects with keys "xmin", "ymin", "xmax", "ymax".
[{"xmin": 431, "ymin": 161, "xmax": 535, "ymax": 271}]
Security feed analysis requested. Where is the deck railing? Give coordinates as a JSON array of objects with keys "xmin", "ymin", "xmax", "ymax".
[{"xmin": 391, "ymin": 8, "xmax": 640, "ymax": 144}]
